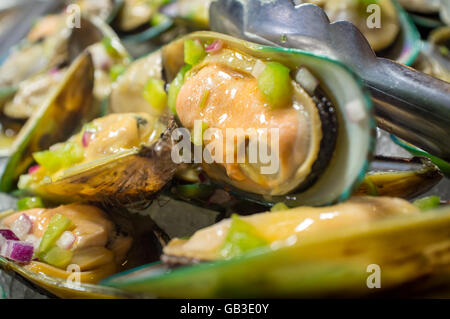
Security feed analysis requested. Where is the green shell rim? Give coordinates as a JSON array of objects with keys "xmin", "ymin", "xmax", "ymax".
[{"xmin": 390, "ymin": 134, "xmax": 450, "ymax": 177}]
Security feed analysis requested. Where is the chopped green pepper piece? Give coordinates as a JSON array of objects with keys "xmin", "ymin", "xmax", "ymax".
[
  {"xmin": 199, "ymin": 89, "xmax": 210, "ymax": 109},
  {"xmin": 143, "ymin": 78, "xmax": 167, "ymax": 111},
  {"xmin": 271, "ymin": 202, "xmax": 289, "ymax": 212},
  {"xmin": 40, "ymin": 246, "xmax": 73, "ymax": 269},
  {"xmin": 109, "ymin": 64, "xmax": 126, "ymax": 81},
  {"xmin": 257, "ymin": 61, "xmax": 292, "ymax": 109},
  {"xmin": 33, "ymin": 142, "xmax": 84, "ymax": 173},
  {"xmin": 220, "ymin": 214, "xmax": 268, "ymax": 259},
  {"xmin": 151, "ymin": 13, "xmax": 168, "ymax": 26},
  {"xmin": 17, "ymin": 197, "xmax": 44, "ymax": 211},
  {"xmin": 168, "ymin": 64, "xmax": 191, "ymax": 115},
  {"xmin": 184, "ymin": 39, "xmax": 206, "ymax": 65},
  {"xmin": 38, "ymin": 214, "xmax": 72, "ymax": 256},
  {"xmin": 192, "ymin": 121, "xmax": 208, "ymax": 146},
  {"xmin": 413, "ymin": 196, "xmax": 441, "ymax": 212},
  {"xmin": 101, "ymin": 37, "xmax": 120, "ymax": 58}
]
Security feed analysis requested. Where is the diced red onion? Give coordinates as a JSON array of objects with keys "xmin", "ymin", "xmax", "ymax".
[
  {"xmin": 28, "ymin": 165, "xmax": 41, "ymax": 175},
  {"xmin": 49, "ymin": 67, "xmax": 59, "ymax": 75},
  {"xmin": 0, "ymin": 240, "xmax": 34, "ymax": 263},
  {"xmin": 56, "ymin": 231, "xmax": 75, "ymax": 250},
  {"xmin": 11, "ymin": 214, "xmax": 33, "ymax": 240},
  {"xmin": 82, "ymin": 131, "xmax": 93, "ymax": 147},
  {"xmin": 0, "ymin": 229, "xmax": 19, "ymax": 241},
  {"xmin": 205, "ymin": 40, "xmax": 223, "ymax": 54}
]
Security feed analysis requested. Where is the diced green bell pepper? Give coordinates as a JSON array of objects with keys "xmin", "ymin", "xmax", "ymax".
[
  {"xmin": 220, "ymin": 214, "xmax": 268, "ymax": 259},
  {"xmin": 168, "ymin": 64, "xmax": 192, "ymax": 115},
  {"xmin": 101, "ymin": 37, "xmax": 120, "ymax": 58},
  {"xmin": 33, "ymin": 142, "xmax": 84, "ymax": 173},
  {"xmin": 257, "ymin": 61, "xmax": 292, "ymax": 109},
  {"xmin": 109, "ymin": 64, "xmax": 126, "ymax": 81},
  {"xmin": 142, "ymin": 78, "xmax": 168, "ymax": 111},
  {"xmin": 413, "ymin": 196, "xmax": 441, "ymax": 212},
  {"xmin": 17, "ymin": 197, "xmax": 44, "ymax": 211},
  {"xmin": 184, "ymin": 39, "xmax": 206, "ymax": 65},
  {"xmin": 40, "ymin": 246, "xmax": 73, "ymax": 269},
  {"xmin": 38, "ymin": 213, "xmax": 72, "ymax": 257}
]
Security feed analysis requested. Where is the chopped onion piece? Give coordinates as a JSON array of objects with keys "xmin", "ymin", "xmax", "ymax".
[
  {"xmin": 11, "ymin": 214, "xmax": 33, "ymax": 240},
  {"xmin": 82, "ymin": 131, "xmax": 93, "ymax": 147},
  {"xmin": 251, "ymin": 60, "xmax": 266, "ymax": 78},
  {"xmin": 205, "ymin": 40, "xmax": 223, "ymax": 54},
  {"xmin": 295, "ymin": 67, "xmax": 319, "ymax": 95},
  {"xmin": 0, "ymin": 239, "xmax": 34, "ymax": 263},
  {"xmin": 56, "ymin": 231, "xmax": 76, "ymax": 250},
  {"xmin": 28, "ymin": 165, "xmax": 41, "ymax": 175},
  {"xmin": 0, "ymin": 229, "xmax": 19, "ymax": 241}
]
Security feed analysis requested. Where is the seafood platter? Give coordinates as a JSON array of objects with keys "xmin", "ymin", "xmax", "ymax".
[{"xmin": 0, "ymin": 0, "xmax": 449, "ymax": 299}]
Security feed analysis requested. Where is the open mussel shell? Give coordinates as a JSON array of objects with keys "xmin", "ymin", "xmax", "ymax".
[
  {"xmin": 23, "ymin": 119, "xmax": 179, "ymax": 207},
  {"xmin": 163, "ymin": 31, "xmax": 374, "ymax": 207},
  {"xmin": 103, "ymin": 204, "xmax": 450, "ymax": 298},
  {"xmin": 354, "ymin": 156, "xmax": 443, "ymax": 198},
  {"xmin": 0, "ymin": 52, "xmax": 94, "ymax": 192}
]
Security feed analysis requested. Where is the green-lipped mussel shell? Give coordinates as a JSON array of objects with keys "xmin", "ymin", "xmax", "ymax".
[
  {"xmin": 163, "ymin": 31, "xmax": 375, "ymax": 207},
  {"xmin": 0, "ymin": 52, "xmax": 95, "ymax": 192},
  {"xmin": 23, "ymin": 119, "xmax": 178, "ymax": 207},
  {"xmin": 103, "ymin": 204, "xmax": 450, "ymax": 298}
]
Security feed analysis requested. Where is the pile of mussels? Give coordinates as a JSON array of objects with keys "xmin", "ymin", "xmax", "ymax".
[{"xmin": 0, "ymin": 0, "xmax": 449, "ymax": 298}]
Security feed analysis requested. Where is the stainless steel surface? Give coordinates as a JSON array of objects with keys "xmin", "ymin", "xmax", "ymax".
[{"xmin": 210, "ymin": 0, "xmax": 450, "ymax": 161}]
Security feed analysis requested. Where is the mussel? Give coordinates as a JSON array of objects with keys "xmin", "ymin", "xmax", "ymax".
[
  {"xmin": 103, "ymin": 197, "xmax": 450, "ymax": 297},
  {"xmin": 163, "ymin": 31, "xmax": 374, "ymax": 206},
  {"xmin": 17, "ymin": 113, "xmax": 178, "ymax": 207}
]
